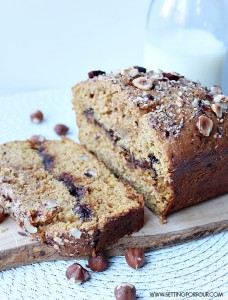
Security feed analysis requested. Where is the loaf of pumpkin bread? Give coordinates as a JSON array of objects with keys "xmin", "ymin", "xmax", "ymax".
[
  {"xmin": 0, "ymin": 138, "xmax": 144, "ymax": 256},
  {"xmin": 72, "ymin": 67, "xmax": 228, "ymax": 220}
]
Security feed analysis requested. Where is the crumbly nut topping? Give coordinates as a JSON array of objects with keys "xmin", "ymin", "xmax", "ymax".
[
  {"xmin": 148, "ymin": 103, "xmax": 185, "ymax": 138},
  {"xmin": 88, "ymin": 67, "xmax": 227, "ymax": 139},
  {"xmin": 132, "ymin": 92, "xmax": 157, "ymax": 109}
]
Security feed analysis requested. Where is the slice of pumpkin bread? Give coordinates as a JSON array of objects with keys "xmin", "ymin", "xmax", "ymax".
[{"xmin": 0, "ymin": 138, "xmax": 144, "ymax": 256}]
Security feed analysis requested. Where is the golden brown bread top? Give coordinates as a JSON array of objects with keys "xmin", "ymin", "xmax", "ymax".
[{"xmin": 73, "ymin": 67, "xmax": 228, "ymax": 168}]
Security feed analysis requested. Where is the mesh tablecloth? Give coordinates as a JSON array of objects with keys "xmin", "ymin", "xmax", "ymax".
[{"xmin": 0, "ymin": 90, "xmax": 227, "ymax": 300}]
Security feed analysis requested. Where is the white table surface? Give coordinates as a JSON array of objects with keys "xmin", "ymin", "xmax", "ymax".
[{"xmin": 0, "ymin": 90, "xmax": 227, "ymax": 300}]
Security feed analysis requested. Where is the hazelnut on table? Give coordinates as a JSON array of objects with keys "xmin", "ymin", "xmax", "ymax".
[
  {"xmin": 54, "ymin": 124, "xmax": 69, "ymax": 136},
  {"xmin": 66, "ymin": 263, "xmax": 90, "ymax": 284},
  {"xmin": 125, "ymin": 248, "xmax": 145, "ymax": 270},
  {"xmin": 87, "ymin": 252, "xmax": 108, "ymax": 272},
  {"xmin": 30, "ymin": 110, "xmax": 44, "ymax": 124},
  {"xmin": 114, "ymin": 284, "xmax": 136, "ymax": 300}
]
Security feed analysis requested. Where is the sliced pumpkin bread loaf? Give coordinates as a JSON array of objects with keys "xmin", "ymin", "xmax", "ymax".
[{"xmin": 0, "ymin": 138, "xmax": 144, "ymax": 256}]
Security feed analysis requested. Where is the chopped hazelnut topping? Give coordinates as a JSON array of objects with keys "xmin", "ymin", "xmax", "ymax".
[
  {"xmin": 210, "ymin": 85, "xmax": 222, "ymax": 95},
  {"xmin": 121, "ymin": 67, "xmax": 139, "ymax": 77},
  {"xmin": 192, "ymin": 98, "xmax": 199, "ymax": 108},
  {"xmin": 213, "ymin": 94, "xmax": 228, "ymax": 103},
  {"xmin": 213, "ymin": 94, "xmax": 228, "ymax": 109},
  {"xmin": 196, "ymin": 116, "xmax": 213, "ymax": 137},
  {"xmin": 132, "ymin": 77, "xmax": 153, "ymax": 90},
  {"xmin": 211, "ymin": 104, "xmax": 223, "ymax": 118},
  {"xmin": 175, "ymin": 97, "xmax": 184, "ymax": 107}
]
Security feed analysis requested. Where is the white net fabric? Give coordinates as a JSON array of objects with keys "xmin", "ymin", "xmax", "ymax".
[{"xmin": 1, "ymin": 232, "xmax": 228, "ymax": 300}]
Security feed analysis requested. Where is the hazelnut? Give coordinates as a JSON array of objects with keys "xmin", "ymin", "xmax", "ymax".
[
  {"xmin": 211, "ymin": 104, "xmax": 223, "ymax": 118},
  {"xmin": 121, "ymin": 66, "xmax": 146, "ymax": 77},
  {"xmin": 210, "ymin": 85, "xmax": 222, "ymax": 95},
  {"xmin": 30, "ymin": 111, "xmax": 44, "ymax": 124},
  {"xmin": 29, "ymin": 135, "xmax": 46, "ymax": 146},
  {"xmin": 87, "ymin": 252, "xmax": 108, "ymax": 272},
  {"xmin": 132, "ymin": 77, "xmax": 153, "ymax": 90},
  {"xmin": 213, "ymin": 94, "xmax": 228, "ymax": 109},
  {"xmin": 125, "ymin": 248, "xmax": 145, "ymax": 270},
  {"xmin": 114, "ymin": 284, "xmax": 136, "ymax": 300},
  {"xmin": 0, "ymin": 205, "xmax": 5, "ymax": 223},
  {"xmin": 54, "ymin": 124, "xmax": 69, "ymax": 136},
  {"xmin": 88, "ymin": 70, "xmax": 106, "ymax": 79},
  {"xmin": 149, "ymin": 71, "xmax": 163, "ymax": 81},
  {"xmin": 121, "ymin": 67, "xmax": 139, "ymax": 77},
  {"xmin": 196, "ymin": 115, "xmax": 213, "ymax": 137},
  {"xmin": 66, "ymin": 263, "xmax": 90, "ymax": 284}
]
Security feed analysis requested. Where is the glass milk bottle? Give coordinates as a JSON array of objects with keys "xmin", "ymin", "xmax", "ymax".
[{"xmin": 144, "ymin": 0, "xmax": 228, "ymax": 87}]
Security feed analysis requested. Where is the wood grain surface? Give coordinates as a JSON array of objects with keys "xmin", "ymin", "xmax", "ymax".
[{"xmin": 0, "ymin": 194, "xmax": 227, "ymax": 271}]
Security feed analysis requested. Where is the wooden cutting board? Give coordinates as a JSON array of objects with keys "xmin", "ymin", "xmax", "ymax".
[{"xmin": 0, "ymin": 194, "xmax": 228, "ymax": 271}]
